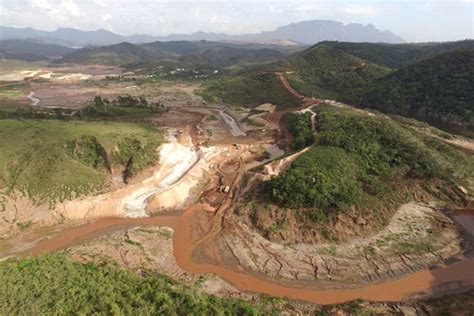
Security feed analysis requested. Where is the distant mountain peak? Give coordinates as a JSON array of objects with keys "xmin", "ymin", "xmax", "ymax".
[{"xmin": 0, "ymin": 19, "xmax": 404, "ymax": 47}]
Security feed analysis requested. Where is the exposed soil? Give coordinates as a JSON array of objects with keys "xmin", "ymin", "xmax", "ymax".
[
  {"xmin": 67, "ymin": 226, "xmax": 244, "ymax": 298},
  {"xmin": 223, "ymin": 203, "xmax": 462, "ymax": 285}
]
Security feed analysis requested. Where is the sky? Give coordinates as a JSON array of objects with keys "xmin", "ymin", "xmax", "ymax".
[{"xmin": 1, "ymin": 0, "xmax": 473, "ymax": 42}]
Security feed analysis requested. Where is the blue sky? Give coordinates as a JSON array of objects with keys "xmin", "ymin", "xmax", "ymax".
[{"xmin": 1, "ymin": 0, "xmax": 473, "ymax": 42}]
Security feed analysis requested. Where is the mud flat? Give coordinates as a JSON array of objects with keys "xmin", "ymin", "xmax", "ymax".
[
  {"xmin": 223, "ymin": 203, "xmax": 462, "ymax": 285},
  {"xmin": 121, "ymin": 130, "xmax": 201, "ymax": 217},
  {"xmin": 68, "ymin": 226, "xmax": 242, "ymax": 297},
  {"xmin": 218, "ymin": 110, "xmax": 246, "ymax": 137},
  {"xmin": 56, "ymin": 129, "xmax": 214, "ymax": 220},
  {"xmin": 262, "ymin": 146, "xmax": 311, "ymax": 177},
  {"xmin": 27, "ymin": 91, "xmax": 40, "ymax": 106}
]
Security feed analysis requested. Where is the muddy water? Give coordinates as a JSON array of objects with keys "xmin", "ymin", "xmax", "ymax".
[
  {"xmin": 121, "ymin": 130, "xmax": 200, "ymax": 217},
  {"xmin": 218, "ymin": 110, "xmax": 246, "ymax": 137},
  {"xmin": 27, "ymin": 91, "xmax": 40, "ymax": 106},
  {"xmin": 24, "ymin": 207, "xmax": 474, "ymax": 305},
  {"xmin": 246, "ymin": 144, "xmax": 285, "ymax": 170}
]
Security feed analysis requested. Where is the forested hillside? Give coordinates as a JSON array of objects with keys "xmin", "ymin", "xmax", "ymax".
[
  {"xmin": 199, "ymin": 71, "xmax": 300, "ymax": 109},
  {"xmin": 268, "ymin": 105, "xmax": 473, "ymax": 211},
  {"xmin": 61, "ymin": 40, "xmax": 290, "ymax": 66},
  {"xmin": 353, "ymin": 49, "xmax": 474, "ymax": 136},
  {"xmin": 201, "ymin": 40, "xmax": 473, "ymax": 136},
  {"xmin": 282, "ymin": 44, "xmax": 390, "ymax": 99},
  {"xmin": 0, "ymin": 39, "xmax": 74, "ymax": 61},
  {"xmin": 318, "ymin": 40, "xmax": 474, "ymax": 68}
]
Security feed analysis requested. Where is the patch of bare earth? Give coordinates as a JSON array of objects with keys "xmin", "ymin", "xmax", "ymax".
[{"xmin": 221, "ymin": 203, "xmax": 461, "ymax": 286}]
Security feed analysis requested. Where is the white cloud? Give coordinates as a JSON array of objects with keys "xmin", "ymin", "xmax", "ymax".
[
  {"xmin": 268, "ymin": 5, "xmax": 282, "ymax": 14},
  {"xmin": 293, "ymin": 4, "xmax": 323, "ymax": 13},
  {"xmin": 343, "ymin": 5, "xmax": 377, "ymax": 17},
  {"xmin": 32, "ymin": 0, "xmax": 53, "ymax": 11},
  {"xmin": 60, "ymin": 0, "xmax": 82, "ymax": 17},
  {"xmin": 102, "ymin": 13, "xmax": 112, "ymax": 21},
  {"xmin": 93, "ymin": 0, "xmax": 107, "ymax": 6},
  {"xmin": 291, "ymin": 3, "xmax": 333, "ymax": 17}
]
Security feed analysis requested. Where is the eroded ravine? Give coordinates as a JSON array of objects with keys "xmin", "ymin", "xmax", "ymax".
[{"xmin": 121, "ymin": 129, "xmax": 201, "ymax": 217}]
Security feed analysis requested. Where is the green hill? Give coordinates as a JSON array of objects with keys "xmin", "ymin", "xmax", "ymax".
[
  {"xmin": 200, "ymin": 42, "xmax": 391, "ymax": 107},
  {"xmin": 0, "ymin": 39, "xmax": 74, "ymax": 61},
  {"xmin": 352, "ymin": 49, "xmax": 474, "ymax": 136},
  {"xmin": 259, "ymin": 105, "xmax": 473, "ymax": 240},
  {"xmin": 201, "ymin": 40, "xmax": 473, "ymax": 136},
  {"xmin": 61, "ymin": 40, "xmax": 289, "ymax": 66},
  {"xmin": 281, "ymin": 44, "xmax": 391, "ymax": 99},
  {"xmin": 198, "ymin": 70, "xmax": 300, "ymax": 110},
  {"xmin": 60, "ymin": 42, "xmax": 162, "ymax": 65},
  {"xmin": 269, "ymin": 105, "xmax": 473, "ymax": 209},
  {"xmin": 0, "ymin": 119, "xmax": 161, "ymax": 206},
  {"xmin": 318, "ymin": 40, "xmax": 474, "ymax": 68}
]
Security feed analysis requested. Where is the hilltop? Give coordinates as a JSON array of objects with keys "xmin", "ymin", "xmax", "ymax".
[
  {"xmin": 59, "ymin": 40, "xmax": 290, "ymax": 66},
  {"xmin": 353, "ymin": 49, "xmax": 474, "ymax": 136},
  {"xmin": 0, "ymin": 39, "xmax": 75, "ymax": 61}
]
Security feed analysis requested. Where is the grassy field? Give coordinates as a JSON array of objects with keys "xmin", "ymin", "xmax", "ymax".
[
  {"xmin": 0, "ymin": 119, "xmax": 162, "ymax": 206},
  {"xmin": 0, "ymin": 254, "xmax": 278, "ymax": 315},
  {"xmin": 0, "ymin": 59, "xmax": 42, "ymax": 73},
  {"xmin": 198, "ymin": 71, "xmax": 300, "ymax": 110},
  {"xmin": 0, "ymin": 82, "xmax": 29, "ymax": 107},
  {"xmin": 0, "ymin": 254, "xmax": 470, "ymax": 315}
]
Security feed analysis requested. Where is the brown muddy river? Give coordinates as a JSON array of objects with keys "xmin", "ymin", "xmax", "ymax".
[{"xmin": 24, "ymin": 206, "xmax": 474, "ymax": 305}]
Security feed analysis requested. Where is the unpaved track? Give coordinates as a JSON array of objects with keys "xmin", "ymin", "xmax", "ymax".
[{"xmin": 276, "ymin": 72, "xmax": 305, "ymax": 99}]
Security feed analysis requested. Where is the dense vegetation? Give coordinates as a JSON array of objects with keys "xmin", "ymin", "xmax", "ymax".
[
  {"xmin": 0, "ymin": 254, "xmax": 470, "ymax": 315},
  {"xmin": 200, "ymin": 44, "xmax": 389, "ymax": 107},
  {"xmin": 60, "ymin": 40, "xmax": 291, "ymax": 67},
  {"xmin": 268, "ymin": 105, "xmax": 472, "ymax": 211},
  {"xmin": 283, "ymin": 112, "xmax": 314, "ymax": 150},
  {"xmin": 81, "ymin": 95, "xmax": 167, "ymax": 119},
  {"xmin": 0, "ymin": 119, "xmax": 161, "ymax": 206},
  {"xmin": 282, "ymin": 44, "xmax": 390, "ymax": 99},
  {"xmin": 0, "ymin": 255, "xmax": 271, "ymax": 315},
  {"xmin": 319, "ymin": 40, "xmax": 474, "ymax": 68},
  {"xmin": 352, "ymin": 49, "xmax": 474, "ymax": 136}
]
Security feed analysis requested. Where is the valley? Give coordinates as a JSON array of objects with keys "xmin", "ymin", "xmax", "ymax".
[{"xmin": 0, "ymin": 36, "xmax": 473, "ymax": 315}]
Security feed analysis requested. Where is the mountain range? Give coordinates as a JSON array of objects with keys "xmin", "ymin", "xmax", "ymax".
[{"xmin": 0, "ymin": 20, "xmax": 404, "ymax": 47}]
